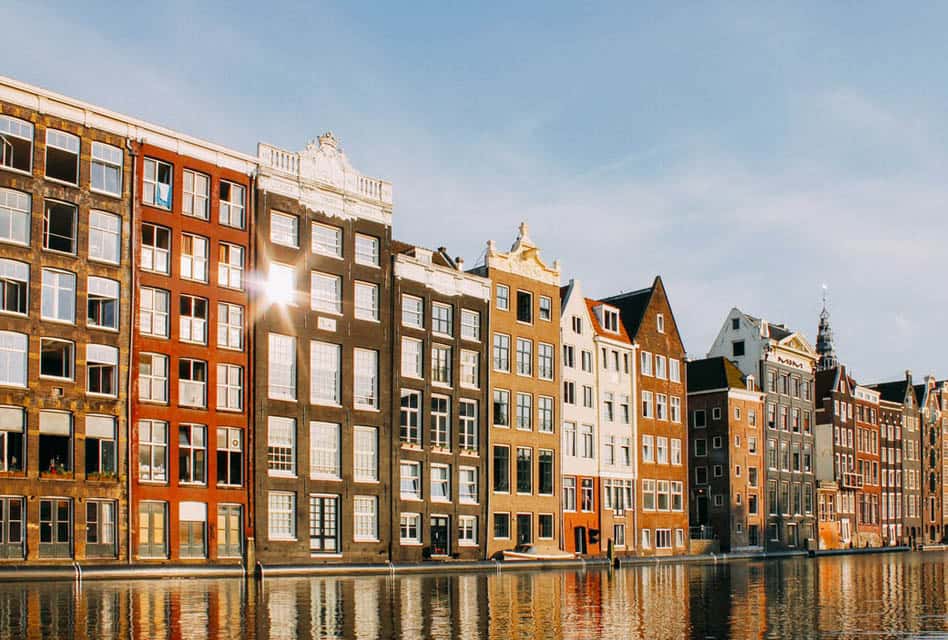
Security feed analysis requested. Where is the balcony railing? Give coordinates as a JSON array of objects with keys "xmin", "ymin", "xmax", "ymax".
[{"xmin": 690, "ymin": 525, "xmax": 717, "ymax": 541}]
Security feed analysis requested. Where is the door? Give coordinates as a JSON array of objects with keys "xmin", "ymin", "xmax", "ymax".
[
  {"xmin": 697, "ymin": 496, "xmax": 709, "ymax": 525},
  {"xmin": 516, "ymin": 514, "xmax": 532, "ymax": 546},
  {"xmin": 217, "ymin": 504, "xmax": 242, "ymax": 558},
  {"xmin": 430, "ymin": 516, "xmax": 449, "ymax": 556},
  {"xmin": 574, "ymin": 526, "xmax": 587, "ymax": 554}
]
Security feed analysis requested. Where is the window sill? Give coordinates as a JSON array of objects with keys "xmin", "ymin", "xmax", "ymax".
[
  {"xmin": 88, "ymin": 325, "xmax": 120, "ymax": 333},
  {"xmin": 354, "ymin": 406, "xmax": 380, "ymax": 413},
  {"xmin": 354, "ymin": 478, "xmax": 379, "ymax": 484},
  {"xmin": 312, "ymin": 308, "xmax": 343, "ymax": 317},
  {"xmin": 40, "ymin": 375, "xmax": 74, "ymax": 383},
  {"xmin": 45, "ymin": 176, "xmax": 80, "ymax": 189},
  {"xmin": 400, "ymin": 496, "xmax": 423, "ymax": 502},
  {"xmin": 268, "ymin": 537, "xmax": 297, "ymax": 542},
  {"xmin": 310, "ymin": 475, "xmax": 342, "ymax": 482},
  {"xmin": 310, "ymin": 552, "xmax": 343, "ymax": 558},
  {"xmin": 353, "ymin": 538, "xmax": 380, "ymax": 543},
  {"xmin": 0, "ymin": 165, "xmax": 32, "ymax": 177},
  {"xmin": 458, "ymin": 541, "xmax": 478, "ymax": 547},
  {"xmin": 87, "ymin": 392, "xmax": 118, "ymax": 399},
  {"xmin": 267, "ymin": 472, "xmax": 298, "ymax": 479},
  {"xmin": 216, "ymin": 483, "xmax": 243, "ymax": 489},
  {"xmin": 399, "ymin": 540, "xmax": 423, "ymax": 546},
  {"xmin": 355, "ymin": 317, "xmax": 381, "ymax": 324},
  {"xmin": 40, "ymin": 317, "xmax": 77, "ymax": 326},
  {"xmin": 216, "ymin": 407, "xmax": 245, "ymax": 413}
]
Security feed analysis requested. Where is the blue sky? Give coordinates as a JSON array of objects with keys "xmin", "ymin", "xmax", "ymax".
[{"xmin": 4, "ymin": 1, "xmax": 947, "ymax": 382}]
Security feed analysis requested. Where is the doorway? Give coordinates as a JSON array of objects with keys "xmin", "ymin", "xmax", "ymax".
[{"xmin": 430, "ymin": 516, "xmax": 449, "ymax": 556}]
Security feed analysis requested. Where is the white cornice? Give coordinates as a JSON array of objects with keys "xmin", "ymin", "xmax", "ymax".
[{"xmin": 394, "ymin": 254, "xmax": 490, "ymax": 300}]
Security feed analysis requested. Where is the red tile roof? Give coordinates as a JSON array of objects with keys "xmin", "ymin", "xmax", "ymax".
[{"xmin": 584, "ymin": 298, "xmax": 633, "ymax": 344}]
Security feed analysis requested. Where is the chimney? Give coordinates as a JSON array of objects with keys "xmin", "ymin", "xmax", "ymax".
[{"xmin": 455, "ymin": 257, "xmax": 464, "ymax": 271}]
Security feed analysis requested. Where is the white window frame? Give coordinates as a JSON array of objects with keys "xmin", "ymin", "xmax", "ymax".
[
  {"xmin": 354, "ymin": 281, "xmax": 379, "ymax": 321},
  {"xmin": 88, "ymin": 210, "xmax": 121, "ymax": 265},
  {"xmin": 312, "ymin": 222, "xmax": 343, "ymax": 258},
  {"xmin": 309, "ymin": 421, "xmax": 341, "ymax": 480},
  {"xmin": 310, "ymin": 341, "xmax": 341, "ymax": 405},
  {"xmin": 268, "ymin": 333, "xmax": 297, "ymax": 401},
  {"xmin": 311, "ymin": 271, "xmax": 342, "ymax": 314},
  {"xmin": 140, "ymin": 287, "xmax": 169, "ymax": 337},
  {"xmin": 181, "ymin": 169, "xmax": 209, "ymax": 219},
  {"xmin": 267, "ymin": 492, "xmax": 296, "ymax": 541},
  {"xmin": 354, "ymin": 233, "xmax": 379, "ymax": 267},
  {"xmin": 270, "ymin": 211, "xmax": 299, "ymax": 247}
]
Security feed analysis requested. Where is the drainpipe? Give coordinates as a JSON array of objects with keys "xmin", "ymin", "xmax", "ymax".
[
  {"xmin": 125, "ymin": 139, "xmax": 139, "ymax": 565},
  {"xmin": 246, "ymin": 171, "xmax": 257, "ymax": 573}
]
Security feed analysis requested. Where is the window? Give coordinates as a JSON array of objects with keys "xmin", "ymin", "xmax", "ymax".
[
  {"xmin": 0, "ymin": 259, "xmax": 28, "ymax": 316},
  {"xmin": 38, "ymin": 498, "xmax": 72, "ymax": 558},
  {"xmin": 401, "ymin": 461, "xmax": 422, "ymax": 499},
  {"xmin": 216, "ymin": 427, "xmax": 243, "ymax": 486},
  {"xmin": 80, "ymin": 415, "xmax": 115, "ymax": 479},
  {"xmin": 141, "ymin": 223, "xmax": 171, "ymax": 274},
  {"xmin": 41, "ymin": 269, "xmax": 75, "ymax": 323},
  {"xmin": 461, "ymin": 309, "xmax": 480, "ymax": 340},
  {"xmin": 583, "ymin": 385, "xmax": 594, "ymax": 408},
  {"xmin": 312, "ymin": 222, "xmax": 342, "ymax": 257},
  {"xmin": 354, "ymin": 348, "xmax": 378, "ymax": 409},
  {"xmin": 516, "ymin": 338, "xmax": 533, "ymax": 376},
  {"xmin": 268, "ymin": 333, "xmax": 296, "ymax": 400},
  {"xmin": 138, "ymin": 501, "xmax": 167, "ymax": 558},
  {"xmin": 539, "ymin": 450, "xmax": 554, "ymax": 495},
  {"xmin": 181, "ymin": 234, "xmax": 208, "ymax": 282},
  {"xmin": 493, "ymin": 513, "xmax": 510, "ymax": 539},
  {"xmin": 218, "ymin": 303, "xmax": 244, "ymax": 350},
  {"xmin": 218, "ymin": 243, "xmax": 244, "ymax": 289},
  {"xmin": 460, "ymin": 349, "xmax": 479, "ymax": 387},
  {"xmin": 603, "ymin": 308, "xmax": 619, "ymax": 333},
  {"xmin": 695, "ymin": 467, "xmax": 708, "ymax": 484},
  {"xmin": 400, "ymin": 513, "xmax": 421, "ymax": 543},
  {"xmin": 655, "ymin": 529, "xmax": 672, "ymax": 549},
  {"xmin": 88, "ymin": 142, "xmax": 124, "ymax": 198},
  {"xmin": 217, "ymin": 503, "xmax": 242, "ymax": 558},
  {"xmin": 516, "ymin": 393, "xmax": 532, "ymax": 430},
  {"xmin": 460, "ymin": 466, "xmax": 478, "ymax": 503},
  {"xmin": 267, "ymin": 416, "xmax": 296, "ymax": 476},
  {"xmin": 538, "ymin": 514, "xmax": 554, "ymax": 539},
  {"xmin": 354, "ymin": 234, "xmax": 379, "ymax": 266},
  {"xmin": 178, "ymin": 358, "xmax": 207, "ymax": 408},
  {"xmin": 431, "ymin": 464, "xmax": 450, "ymax": 501},
  {"xmin": 39, "ymin": 338, "xmax": 73, "ymax": 380},
  {"xmin": 656, "ymin": 437, "xmax": 669, "ymax": 464},
  {"xmin": 582, "ymin": 350, "xmax": 593, "ymax": 372},
  {"xmin": 459, "ymin": 515, "xmax": 477, "ymax": 546},
  {"xmin": 432, "ymin": 303, "xmax": 453, "ymax": 335},
  {"xmin": 538, "ymin": 342, "xmax": 554, "ymax": 380},
  {"xmin": 45, "ymin": 129, "xmax": 79, "ymax": 184},
  {"xmin": 493, "ymin": 333, "xmax": 510, "ymax": 371},
  {"xmin": 539, "ymin": 296, "xmax": 552, "ymax": 321},
  {"xmin": 354, "ymin": 282, "xmax": 379, "ymax": 321},
  {"xmin": 309, "ymin": 495, "xmax": 339, "ymax": 553},
  {"xmin": 268, "ymin": 492, "xmax": 296, "ymax": 540},
  {"xmin": 143, "ymin": 158, "xmax": 173, "ymax": 208},
  {"xmin": 353, "ymin": 496, "xmax": 378, "ymax": 541},
  {"xmin": 0, "ymin": 407, "xmax": 24, "ymax": 472},
  {"xmin": 563, "ymin": 381, "xmax": 575, "ymax": 405},
  {"xmin": 310, "ymin": 421, "xmax": 340, "ymax": 479},
  {"xmin": 175, "ymin": 294, "xmax": 207, "ymax": 344},
  {"xmin": 83, "ymin": 276, "xmax": 119, "ymax": 331},
  {"xmin": 516, "ymin": 448, "xmax": 533, "ymax": 494},
  {"xmin": 85, "ymin": 500, "xmax": 117, "ymax": 557},
  {"xmin": 614, "ymin": 524, "xmax": 626, "ymax": 547},
  {"xmin": 431, "ymin": 344, "xmax": 452, "ymax": 386},
  {"xmin": 493, "ymin": 446, "xmax": 510, "ymax": 492},
  {"xmin": 311, "ymin": 271, "xmax": 342, "ymax": 314},
  {"xmin": 655, "ymin": 355, "xmax": 667, "ymax": 379},
  {"xmin": 139, "ymin": 288, "xmax": 170, "ymax": 338},
  {"xmin": 431, "ymin": 395, "xmax": 451, "ymax": 448},
  {"xmin": 516, "ymin": 290, "xmax": 532, "ymax": 323},
  {"xmin": 0, "ymin": 332, "xmax": 27, "ymax": 388},
  {"xmin": 640, "ymin": 351, "xmax": 653, "ymax": 376},
  {"xmin": 39, "ymin": 410, "xmax": 72, "ymax": 475},
  {"xmin": 493, "ymin": 389, "xmax": 510, "ymax": 427},
  {"xmin": 354, "ymin": 426, "xmax": 378, "ymax": 482},
  {"xmin": 641, "ymin": 529, "xmax": 651, "ymax": 549},
  {"xmin": 655, "ymin": 395, "xmax": 669, "ymax": 420},
  {"xmin": 270, "ymin": 211, "xmax": 299, "ymax": 247},
  {"xmin": 656, "ymin": 313, "xmax": 665, "ymax": 333},
  {"xmin": 459, "ymin": 400, "xmax": 478, "ymax": 450},
  {"xmin": 219, "ymin": 181, "xmax": 245, "ymax": 228},
  {"xmin": 563, "ymin": 345, "xmax": 575, "ymax": 368},
  {"xmin": 138, "ymin": 420, "xmax": 167, "ymax": 482},
  {"xmin": 400, "ymin": 390, "xmax": 421, "ymax": 444},
  {"xmin": 182, "ymin": 169, "xmax": 209, "ymax": 219},
  {"xmin": 85, "ymin": 211, "xmax": 123, "ymax": 266},
  {"xmin": 671, "ymin": 438, "xmax": 682, "ymax": 465},
  {"xmin": 43, "ymin": 200, "xmax": 77, "ymax": 254},
  {"xmin": 178, "ymin": 424, "xmax": 206, "ymax": 484},
  {"xmin": 670, "ymin": 396, "xmax": 681, "ymax": 423},
  {"xmin": 310, "ymin": 341, "xmax": 341, "ymax": 405},
  {"xmin": 402, "ymin": 295, "xmax": 423, "ymax": 328},
  {"xmin": 0, "ymin": 115, "xmax": 32, "ymax": 173},
  {"xmin": 537, "ymin": 396, "xmax": 554, "ymax": 433},
  {"xmin": 138, "ymin": 353, "xmax": 170, "ymax": 404},
  {"xmin": 496, "ymin": 284, "xmax": 509, "ymax": 310},
  {"xmin": 642, "ymin": 391, "xmax": 654, "ymax": 418},
  {"xmin": 216, "ymin": 364, "xmax": 243, "ymax": 411},
  {"xmin": 87, "ymin": 344, "xmax": 118, "ymax": 396},
  {"xmin": 672, "ymin": 481, "xmax": 684, "ymax": 511},
  {"xmin": 603, "ymin": 436, "xmax": 615, "ymax": 465}
]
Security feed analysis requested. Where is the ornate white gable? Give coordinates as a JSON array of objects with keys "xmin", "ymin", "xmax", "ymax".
[{"xmin": 484, "ymin": 222, "xmax": 561, "ymax": 286}]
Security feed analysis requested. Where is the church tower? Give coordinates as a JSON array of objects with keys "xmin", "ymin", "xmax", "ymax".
[{"xmin": 816, "ymin": 286, "xmax": 839, "ymax": 371}]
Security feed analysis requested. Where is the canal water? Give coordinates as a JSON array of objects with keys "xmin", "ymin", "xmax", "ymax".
[{"xmin": 3, "ymin": 552, "xmax": 948, "ymax": 639}]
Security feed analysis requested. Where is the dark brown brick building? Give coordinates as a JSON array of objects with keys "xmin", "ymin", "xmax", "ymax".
[{"xmin": 252, "ymin": 133, "xmax": 393, "ymax": 565}]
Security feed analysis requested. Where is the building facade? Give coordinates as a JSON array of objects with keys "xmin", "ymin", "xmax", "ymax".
[
  {"xmin": 878, "ymin": 395, "xmax": 905, "ymax": 545},
  {"xmin": 853, "ymin": 384, "xmax": 881, "ymax": 547},
  {"xmin": 916, "ymin": 378, "xmax": 944, "ymax": 543},
  {"xmin": 474, "ymin": 223, "xmax": 562, "ymax": 557},
  {"xmin": 0, "ymin": 81, "xmax": 133, "ymax": 563},
  {"xmin": 604, "ymin": 277, "xmax": 689, "ymax": 556},
  {"xmin": 687, "ymin": 357, "xmax": 765, "ymax": 551},
  {"xmin": 390, "ymin": 243, "xmax": 490, "ymax": 561},
  {"xmin": 707, "ymin": 308, "xmax": 817, "ymax": 550},
  {"xmin": 814, "ymin": 367, "xmax": 859, "ymax": 547},
  {"xmin": 252, "ymin": 133, "xmax": 394, "ymax": 564}
]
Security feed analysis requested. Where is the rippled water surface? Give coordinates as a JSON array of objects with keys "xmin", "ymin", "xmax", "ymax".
[{"xmin": 4, "ymin": 553, "xmax": 948, "ymax": 639}]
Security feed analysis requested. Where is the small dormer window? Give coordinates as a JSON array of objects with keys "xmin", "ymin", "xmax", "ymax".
[
  {"xmin": 731, "ymin": 317, "xmax": 740, "ymax": 331},
  {"xmin": 603, "ymin": 309, "xmax": 619, "ymax": 333},
  {"xmin": 657, "ymin": 313, "xmax": 665, "ymax": 333}
]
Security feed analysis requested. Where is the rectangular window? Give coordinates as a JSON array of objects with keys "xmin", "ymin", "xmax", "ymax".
[
  {"xmin": 143, "ymin": 158, "xmax": 173, "ymax": 209},
  {"xmin": 309, "ymin": 495, "xmax": 339, "ymax": 553},
  {"xmin": 432, "ymin": 302, "xmax": 453, "ymax": 336},
  {"xmin": 218, "ymin": 243, "xmax": 244, "ymax": 290},
  {"xmin": 400, "ymin": 513, "xmax": 421, "ymax": 543},
  {"xmin": 493, "ymin": 389, "xmax": 510, "ymax": 427},
  {"xmin": 642, "ymin": 390, "xmax": 654, "ymax": 418},
  {"xmin": 538, "ymin": 514, "xmax": 554, "ymax": 540},
  {"xmin": 179, "ymin": 294, "xmax": 207, "ymax": 344},
  {"xmin": 311, "ymin": 272, "xmax": 342, "ymax": 314},
  {"xmin": 182, "ymin": 169, "xmax": 209, "ymax": 219},
  {"xmin": 353, "ymin": 496, "xmax": 378, "ymax": 541},
  {"xmin": 268, "ymin": 333, "xmax": 296, "ymax": 400},
  {"xmin": 516, "ymin": 338, "xmax": 533, "ymax": 376},
  {"xmin": 41, "ymin": 268, "xmax": 75, "ymax": 322},
  {"xmin": 309, "ymin": 421, "xmax": 340, "ymax": 479},
  {"xmin": 38, "ymin": 410, "xmax": 72, "ymax": 476},
  {"xmin": 311, "ymin": 341, "xmax": 341, "ymax": 405},
  {"xmin": 353, "ymin": 426, "xmax": 378, "ymax": 482},
  {"xmin": 138, "ymin": 420, "xmax": 168, "ymax": 482},
  {"xmin": 643, "ymin": 479, "xmax": 656, "ymax": 510},
  {"xmin": 516, "ymin": 290, "xmax": 532, "ymax": 323},
  {"xmin": 400, "ymin": 390, "xmax": 421, "ymax": 444},
  {"xmin": 87, "ymin": 276, "xmax": 119, "ymax": 330},
  {"xmin": 219, "ymin": 181, "xmax": 245, "ymax": 228},
  {"xmin": 217, "ymin": 303, "xmax": 244, "ymax": 350},
  {"xmin": 493, "ymin": 445, "xmax": 510, "ymax": 492},
  {"xmin": 354, "ymin": 349, "xmax": 379, "ymax": 409},
  {"xmin": 494, "ymin": 513, "xmax": 510, "ymax": 539},
  {"xmin": 45, "ymin": 129, "xmax": 79, "ymax": 185},
  {"xmin": 538, "ymin": 449, "xmax": 554, "ymax": 495},
  {"xmin": 539, "ymin": 295, "xmax": 552, "ymax": 321},
  {"xmin": 459, "ymin": 400, "xmax": 478, "ymax": 450},
  {"xmin": 402, "ymin": 295, "xmax": 423, "ymax": 328},
  {"xmin": 138, "ymin": 501, "xmax": 167, "ymax": 558},
  {"xmin": 431, "ymin": 395, "xmax": 451, "ymax": 449},
  {"xmin": 655, "ymin": 355, "xmax": 667, "ymax": 379},
  {"xmin": 88, "ymin": 210, "xmax": 121, "ymax": 265},
  {"xmin": 461, "ymin": 309, "xmax": 480, "ymax": 340},
  {"xmin": 0, "ymin": 115, "xmax": 32, "ymax": 173},
  {"xmin": 178, "ymin": 358, "xmax": 207, "ymax": 408},
  {"xmin": 493, "ymin": 333, "xmax": 510, "ymax": 372},
  {"xmin": 85, "ymin": 500, "xmax": 116, "ymax": 557},
  {"xmin": 641, "ymin": 351, "xmax": 653, "ymax": 376},
  {"xmin": 460, "ymin": 349, "xmax": 479, "ymax": 387},
  {"xmin": 40, "ymin": 338, "xmax": 74, "ymax": 380},
  {"xmin": 88, "ymin": 142, "xmax": 123, "ymax": 198},
  {"xmin": 431, "ymin": 464, "xmax": 450, "ymax": 501},
  {"xmin": 0, "ymin": 407, "xmax": 25, "ymax": 472},
  {"xmin": 270, "ymin": 211, "xmax": 299, "ymax": 247},
  {"xmin": 431, "ymin": 344, "xmax": 452, "ymax": 386},
  {"xmin": 181, "ymin": 234, "xmax": 208, "ymax": 282},
  {"xmin": 656, "ymin": 394, "xmax": 668, "ymax": 420},
  {"xmin": 141, "ymin": 222, "xmax": 170, "ymax": 274},
  {"xmin": 516, "ymin": 447, "xmax": 533, "ymax": 494},
  {"xmin": 516, "ymin": 393, "xmax": 532, "ymax": 430},
  {"xmin": 0, "ymin": 259, "xmax": 28, "ymax": 315},
  {"xmin": 312, "ymin": 222, "xmax": 342, "ymax": 258},
  {"xmin": 670, "ymin": 396, "xmax": 681, "ymax": 423},
  {"xmin": 355, "ymin": 234, "xmax": 380, "ymax": 266},
  {"xmin": 139, "ymin": 353, "xmax": 168, "ymax": 403},
  {"xmin": 218, "ymin": 504, "xmax": 242, "ymax": 558},
  {"xmin": 537, "ymin": 396, "xmax": 554, "ymax": 433},
  {"xmin": 86, "ymin": 344, "xmax": 118, "ymax": 396},
  {"xmin": 459, "ymin": 515, "xmax": 477, "ymax": 546},
  {"xmin": 267, "ymin": 416, "xmax": 296, "ymax": 476},
  {"xmin": 0, "ymin": 188, "xmax": 30, "ymax": 250},
  {"xmin": 537, "ymin": 342, "xmax": 554, "ymax": 380},
  {"xmin": 216, "ymin": 427, "xmax": 243, "ymax": 487},
  {"xmin": 216, "ymin": 364, "xmax": 243, "ymax": 411},
  {"xmin": 669, "ymin": 358, "xmax": 681, "ymax": 382},
  {"xmin": 178, "ymin": 424, "xmax": 207, "ymax": 484},
  {"xmin": 671, "ymin": 438, "xmax": 682, "ymax": 465},
  {"xmin": 400, "ymin": 461, "xmax": 422, "ymax": 499},
  {"xmin": 84, "ymin": 415, "xmax": 116, "ymax": 478},
  {"xmin": 268, "ymin": 492, "xmax": 296, "ymax": 540},
  {"xmin": 460, "ymin": 466, "xmax": 478, "ymax": 503},
  {"xmin": 496, "ymin": 284, "xmax": 509, "ymax": 310},
  {"xmin": 354, "ymin": 281, "xmax": 379, "ymax": 321}
]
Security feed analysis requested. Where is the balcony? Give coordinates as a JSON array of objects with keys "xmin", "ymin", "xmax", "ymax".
[{"xmin": 690, "ymin": 525, "xmax": 717, "ymax": 541}]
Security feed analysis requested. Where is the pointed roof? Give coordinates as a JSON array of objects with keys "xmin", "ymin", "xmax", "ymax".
[
  {"xmin": 601, "ymin": 283, "xmax": 655, "ymax": 339},
  {"xmin": 816, "ymin": 288, "xmax": 839, "ymax": 371},
  {"xmin": 687, "ymin": 357, "xmax": 751, "ymax": 393}
]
